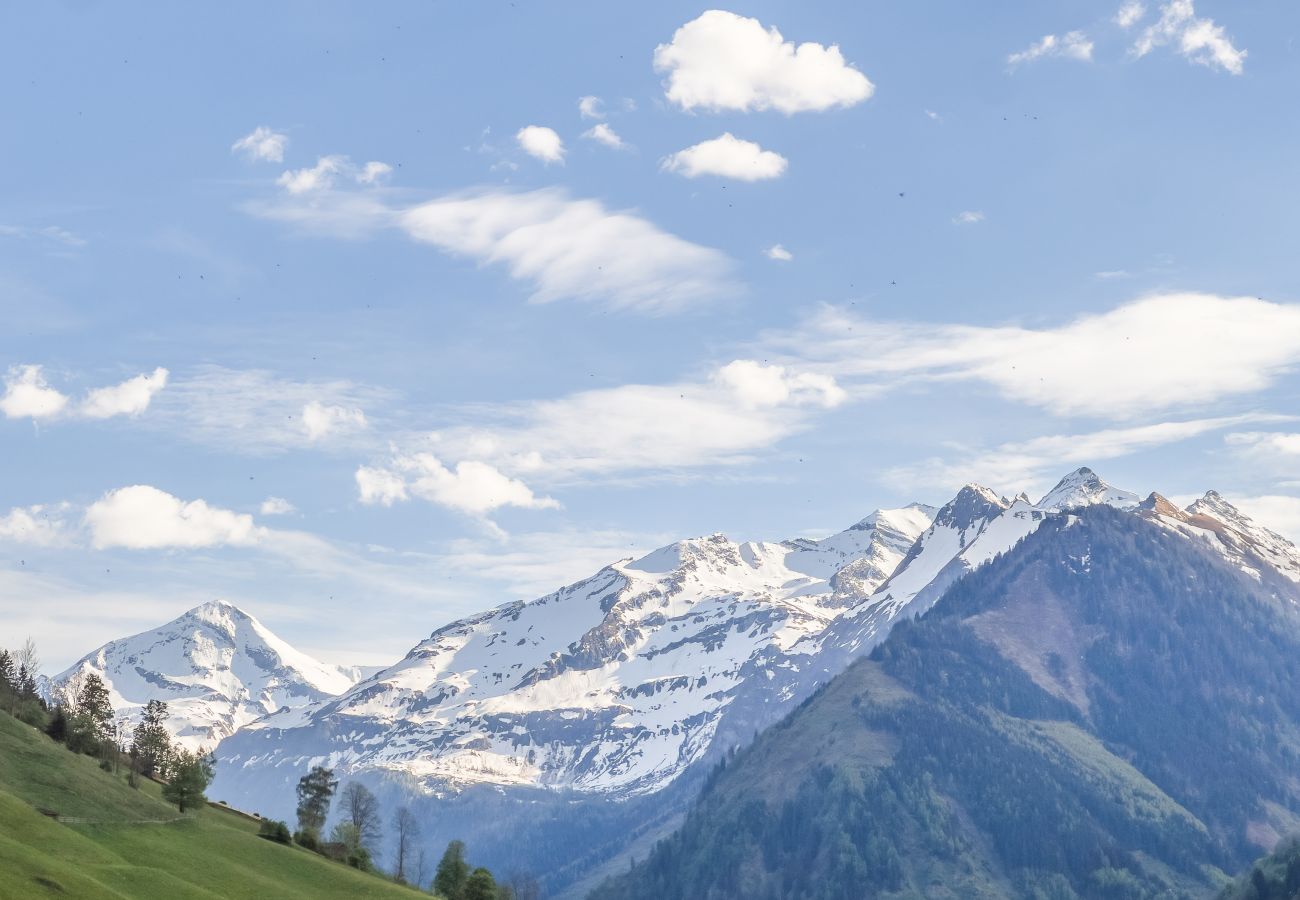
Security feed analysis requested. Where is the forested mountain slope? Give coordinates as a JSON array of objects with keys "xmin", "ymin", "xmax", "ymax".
[{"xmin": 592, "ymin": 507, "xmax": 1300, "ymax": 900}]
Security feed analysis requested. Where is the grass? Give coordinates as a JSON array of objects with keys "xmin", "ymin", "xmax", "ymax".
[{"xmin": 0, "ymin": 712, "xmax": 420, "ymax": 899}]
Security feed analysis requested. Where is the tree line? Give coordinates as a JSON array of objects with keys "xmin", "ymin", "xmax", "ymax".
[
  {"xmin": 1, "ymin": 638, "xmax": 214, "ymax": 813},
  {"xmin": 262, "ymin": 763, "xmax": 540, "ymax": 898}
]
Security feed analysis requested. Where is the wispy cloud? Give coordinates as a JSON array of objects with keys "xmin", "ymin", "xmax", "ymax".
[
  {"xmin": 1133, "ymin": 0, "xmax": 1245, "ymax": 74},
  {"xmin": 231, "ymin": 126, "xmax": 289, "ymax": 163},
  {"xmin": 1008, "ymin": 31, "xmax": 1094, "ymax": 67},
  {"xmin": 953, "ymin": 210, "xmax": 985, "ymax": 225},
  {"xmin": 766, "ymin": 293, "xmax": 1300, "ymax": 419},
  {"xmin": 582, "ymin": 123, "xmax": 627, "ymax": 150},
  {"xmin": 886, "ymin": 414, "xmax": 1285, "ymax": 497},
  {"xmin": 250, "ymin": 182, "xmax": 737, "ymax": 315}
]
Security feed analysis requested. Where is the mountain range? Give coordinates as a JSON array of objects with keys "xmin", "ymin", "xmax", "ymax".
[{"xmin": 43, "ymin": 467, "xmax": 1300, "ymax": 896}]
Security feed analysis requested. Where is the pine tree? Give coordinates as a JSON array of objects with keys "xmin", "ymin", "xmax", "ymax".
[
  {"xmin": 70, "ymin": 673, "xmax": 114, "ymax": 753},
  {"xmin": 295, "ymin": 765, "xmax": 337, "ymax": 834},
  {"xmin": 434, "ymin": 840, "xmax": 471, "ymax": 900},
  {"xmin": 130, "ymin": 699, "xmax": 172, "ymax": 777}
]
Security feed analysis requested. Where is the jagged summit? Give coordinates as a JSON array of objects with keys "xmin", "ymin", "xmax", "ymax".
[
  {"xmin": 1037, "ymin": 467, "xmax": 1140, "ymax": 512},
  {"xmin": 50, "ymin": 601, "xmax": 358, "ymax": 749}
]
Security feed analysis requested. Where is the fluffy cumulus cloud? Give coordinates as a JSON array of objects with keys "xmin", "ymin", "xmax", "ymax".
[
  {"xmin": 1133, "ymin": 0, "xmax": 1245, "ymax": 74},
  {"xmin": 85, "ymin": 485, "xmax": 264, "ymax": 550},
  {"xmin": 765, "ymin": 244, "xmax": 793, "ymax": 262},
  {"xmin": 1, "ymin": 365, "xmax": 169, "ymax": 421},
  {"xmin": 259, "ymin": 496, "xmax": 297, "ymax": 516},
  {"xmin": 301, "ymin": 399, "xmax": 367, "ymax": 441},
  {"xmin": 715, "ymin": 359, "xmax": 845, "ymax": 409},
  {"xmin": 1008, "ymin": 31, "xmax": 1094, "ymax": 67},
  {"xmin": 582, "ymin": 123, "xmax": 626, "ymax": 150},
  {"xmin": 662, "ymin": 133, "xmax": 788, "ymax": 181},
  {"xmin": 516, "ymin": 126, "xmax": 565, "ymax": 164},
  {"xmin": 231, "ymin": 126, "xmax": 289, "ymax": 163},
  {"xmin": 772, "ymin": 293, "xmax": 1300, "ymax": 419},
  {"xmin": 81, "ymin": 367, "xmax": 169, "ymax": 419},
  {"xmin": 654, "ymin": 10, "xmax": 874, "ymax": 114},
  {"xmin": 277, "ymin": 155, "xmax": 392, "ymax": 194},
  {"xmin": 397, "ymin": 188, "xmax": 734, "ymax": 313},
  {"xmin": 0, "ymin": 365, "xmax": 68, "ymax": 419},
  {"xmin": 0, "ymin": 504, "xmax": 72, "ymax": 547},
  {"xmin": 357, "ymin": 455, "xmax": 558, "ymax": 517},
  {"xmin": 355, "ymin": 466, "xmax": 409, "ymax": 506}
]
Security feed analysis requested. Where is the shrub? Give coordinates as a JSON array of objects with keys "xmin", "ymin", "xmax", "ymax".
[
  {"xmin": 258, "ymin": 819, "xmax": 292, "ymax": 845},
  {"xmin": 293, "ymin": 828, "xmax": 320, "ymax": 852}
]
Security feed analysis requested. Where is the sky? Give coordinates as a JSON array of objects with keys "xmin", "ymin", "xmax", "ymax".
[{"xmin": 3, "ymin": 1, "xmax": 1300, "ymax": 670}]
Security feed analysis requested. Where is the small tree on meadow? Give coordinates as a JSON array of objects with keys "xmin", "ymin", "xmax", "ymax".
[
  {"xmin": 295, "ymin": 765, "xmax": 337, "ymax": 834},
  {"xmin": 162, "ymin": 746, "xmax": 214, "ymax": 812},
  {"xmin": 392, "ymin": 805, "xmax": 421, "ymax": 882},
  {"xmin": 130, "ymin": 699, "xmax": 173, "ymax": 777},
  {"xmin": 338, "ymin": 781, "xmax": 383, "ymax": 853},
  {"xmin": 435, "ymin": 839, "xmax": 471, "ymax": 900},
  {"xmin": 464, "ymin": 866, "xmax": 499, "ymax": 900}
]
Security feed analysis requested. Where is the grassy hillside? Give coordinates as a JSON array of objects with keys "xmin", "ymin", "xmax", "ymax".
[
  {"xmin": 0, "ymin": 712, "xmax": 418, "ymax": 899},
  {"xmin": 592, "ymin": 507, "xmax": 1300, "ymax": 900}
]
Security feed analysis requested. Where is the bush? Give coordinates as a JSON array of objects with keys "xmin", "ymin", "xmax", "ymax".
[
  {"xmin": 293, "ymin": 828, "xmax": 320, "ymax": 852},
  {"xmin": 258, "ymin": 819, "xmax": 292, "ymax": 845}
]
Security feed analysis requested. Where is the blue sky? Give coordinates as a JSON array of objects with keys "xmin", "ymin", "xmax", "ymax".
[{"xmin": 3, "ymin": 1, "xmax": 1300, "ymax": 669}]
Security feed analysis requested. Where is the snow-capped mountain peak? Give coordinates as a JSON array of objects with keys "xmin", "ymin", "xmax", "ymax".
[
  {"xmin": 1037, "ymin": 467, "xmax": 1140, "ymax": 512},
  {"xmin": 51, "ymin": 601, "xmax": 358, "ymax": 749}
]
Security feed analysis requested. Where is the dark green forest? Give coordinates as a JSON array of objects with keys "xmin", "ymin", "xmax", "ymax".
[{"xmin": 591, "ymin": 507, "xmax": 1300, "ymax": 900}]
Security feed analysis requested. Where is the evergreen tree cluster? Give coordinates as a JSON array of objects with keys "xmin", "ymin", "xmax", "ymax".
[{"xmin": 0, "ymin": 638, "xmax": 47, "ymax": 728}]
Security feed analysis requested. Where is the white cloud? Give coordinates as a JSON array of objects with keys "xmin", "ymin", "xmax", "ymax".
[
  {"xmin": 85, "ymin": 485, "xmax": 264, "ymax": 550},
  {"xmin": 1224, "ymin": 432, "xmax": 1300, "ymax": 469},
  {"xmin": 516, "ymin": 126, "xmax": 565, "ymax": 164},
  {"xmin": 0, "ymin": 224, "xmax": 85, "ymax": 247},
  {"xmin": 1133, "ymin": 0, "xmax": 1245, "ymax": 74},
  {"xmin": 925, "ymin": 109, "xmax": 942, "ymax": 121},
  {"xmin": 397, "ymin": 188, "xmax": 734, "ymax": 313},
  {"xmin": 953, "ymin": 210, "xmax": 986, "ymax": 225},
  {"xmin": 301, "ymin": 399, "xmax": 367, "ymax": 441},
  {"xmin": 1, "ymin": 365, "xmax": 68, "ymax": 419},
  {"xmin": 277, "ymin": 155, "xmax": 393, "ymax": 194},
  {"xmin": 1115, "ymin": 2, "xmax": 1147, "ymax": 28},
  {"xmin": 1008, "ymin": 31, "xmax": 1094, "ymax": 67},
  {"xmin": 715, "ymin": 359, "xmax": 845, "ymax": 409},
  {"xmin": 775, "ymin": 293, "xmax": 1300, "ymax": 419},
  {"xmin": 765, "ymin": 244, "xmax": 793, "ymax": 262},
  {"xmin": 357, "ymin": 161, "xmax": 393, "ymax": 184},
  {"xmin": 259, "ymin": 497, "xmax": 297, "ymax": 516},
  {"xmin": 231, "ymin": 126, "xmax": 289, "ymax": 163},
  {"xmin": 356, "ymin": 466, "xmax": 409, "ymax": 506},
  {"xmin": 1227, "ymin": 495, "xmax": 1300, "ymax": 545},
  {"xmin": 80, "ymin": 367, "xmax": 169, "ymax": 419},
  {"xmin": 886, "ymin": 414, "xmax": 1276, "ymax": 496},
  {"xmin": 582, "ymin": 123, "xmax": 627, "ymax": 150},
  {"xmin": 654, "ymin": 10, "xmax": 874, "ymax": 114},
  {"xmin": 662, "ymin": 133, "xmax": 788, "ymax": 181},
  {"xmin": 404, "ymin": 359, "xmax": 846, "ymax": 485},
  {"xmin": 147, "ymin": 366, "xmax": 389, "ymax": 455},
  {"xmin": 357, "ymin": 454, "xmax": 559, "ymax": 519},
  {"xmin": 578, "ymin": 96, "xmax": 604, "ymax": 119},
  {"xmin": 0, "ymin": 504, "xmax": 72, "ymax": 547}
]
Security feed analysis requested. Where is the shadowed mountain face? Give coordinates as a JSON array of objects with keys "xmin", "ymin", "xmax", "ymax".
[{"xmin": 591, "ymin": 507, "xmax": 1300, "ymax": 900}]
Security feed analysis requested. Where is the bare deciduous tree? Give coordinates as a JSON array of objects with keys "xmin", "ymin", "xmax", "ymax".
[{"xmin": 391, "ymin": 805, "xmax": 421, "ymax": 882}]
